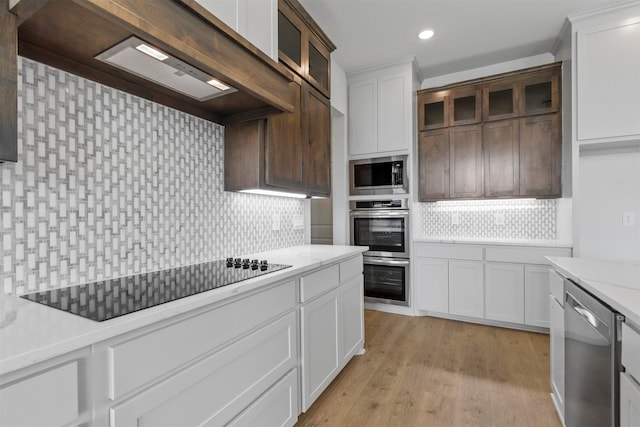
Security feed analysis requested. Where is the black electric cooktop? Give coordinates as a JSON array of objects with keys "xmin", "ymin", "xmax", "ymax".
[{"xmin": 21, "ymin": 258, "xmax": 291, "ymax": 322}]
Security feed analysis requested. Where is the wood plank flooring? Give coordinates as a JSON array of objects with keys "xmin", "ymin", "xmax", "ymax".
[{"xmin": 295, "ymin": 310, "xmax": 561, "ymax": 427}]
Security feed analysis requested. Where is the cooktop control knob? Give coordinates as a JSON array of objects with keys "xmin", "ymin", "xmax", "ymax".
[
  {"xmin": 242, "ymin": 258, "xmax": 251, "ymax": 269},
  {"xmin": 260, "ymin": 260, "xmax": 268, "ymax": 271},
  {"xmin": 234, "ymin": 258, "xmax": 242, "ymax": 268},
  {"xmin": 250, "ymin": 259, "xmax": 259, "ymax": 270},
  {"xmin": 226, "ymin": 257, "xmax": 234, "ymax": 267}
]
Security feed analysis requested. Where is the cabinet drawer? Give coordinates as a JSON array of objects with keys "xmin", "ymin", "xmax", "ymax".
[
  {"xmin": 228, "ymin": 369, "xmax": 298, "ymax": 427},
  {"xmin": 300, "ymin": 264, "xmax": 340, "ymax": 302},
  {"xmin": 485, "ymin": 246, "xmax": 571, "ymax": 264},
  {"xmin": 340, "ymin": 256, "xmax": 362, "ymax": 283},
  {"xmin": 414, "ymin": 243, "xmax": 483, "ymax": 260},
  {"xmin": 108, "ymin": 280, "xmax": 296, "ymax": 399},
  {"xmin": 0, "ymin": 361, "xmax": 78, "ymax": 427},
  {"xmin": 549, "ymin": 269, "xmax": 565, "ymax": 305},
  {"xmin": 622, "ymin": 322, "xmax": 640, "ymax": 381},
  {"xmin": 111, "ymin": 312, "xmax": 297, "ymax": 427}
]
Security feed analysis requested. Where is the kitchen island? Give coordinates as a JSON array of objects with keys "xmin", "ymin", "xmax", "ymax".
[{"xmin": 0, "ymin": 244, "xmax": 367, "ymax": 427}]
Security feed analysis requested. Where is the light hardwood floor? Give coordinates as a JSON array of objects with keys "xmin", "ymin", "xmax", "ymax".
[{"xmin": 296, "ymin": 309, "xmax": 561, "ymax": 427}]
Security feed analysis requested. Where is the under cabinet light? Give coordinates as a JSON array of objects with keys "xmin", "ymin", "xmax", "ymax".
[
  {"xmin": 135, "ymin": 43, "xmax": 169, "ymax": 61},
  {"xmin": 418, "ymin": 29, "xmax": 435, "ymax": 40},
  {"xmin": 207, "ymin": 79, "xmax": 230, "ymax": 91},
  {"xmin": 240, "ymin": 189, "xmax": 308, "ymax": 199}
]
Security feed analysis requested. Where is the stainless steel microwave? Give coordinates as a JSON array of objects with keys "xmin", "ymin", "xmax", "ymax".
[{"xmin": 349, "ymin": 155, "xmax": 408, "ymax": 196}]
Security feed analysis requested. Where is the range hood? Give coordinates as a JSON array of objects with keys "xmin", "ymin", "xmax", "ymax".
[{"xmin": 10, "ymin": 0, "xmax": 294, "ymax": 125}]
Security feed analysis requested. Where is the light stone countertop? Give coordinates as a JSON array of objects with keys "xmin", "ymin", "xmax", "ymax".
[
  {"xmin": 0, "ymin": 245, "xmax": 367, "ymax": 376},
  {"xmin": 547, "ymin": 256, "xmax": 640, "ymax": 326},
  {"xmin": 414, "ymin": 237, "xmax": 573, "ymax": 248}
]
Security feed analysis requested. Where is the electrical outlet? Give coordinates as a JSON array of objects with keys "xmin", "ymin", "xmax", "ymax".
[
  {"xmin": 272, "ymin": 213, "xmax": 281, "ymax": 231},
  {"xmin": 495, "ymin": 213, "xmax": 506, "ymax": 226},
  {"xmin": 451, "ymin": 213, "xmax": 460, "ymax": 225},
  {"xmin": 293, "ymin": 214, "xmax": 304, "ymax": 230},
  {"xmin": 623, "ymin": 211, "xmax": 636, "ymax": 226}
]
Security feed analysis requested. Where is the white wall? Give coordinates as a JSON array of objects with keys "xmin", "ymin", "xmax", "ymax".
[
  {"xmin": 577, "ymin": 150, "xmax": 640, "ymax": 261},
  {"xmin": 330, "ymin": 59, "xmax": 348, "ymax": 115}
]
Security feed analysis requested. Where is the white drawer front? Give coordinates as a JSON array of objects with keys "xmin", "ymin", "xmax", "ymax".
[
  {"xmin": 111, "ymin": 312, "xmax": 297, "ymax": 427},
  {"xmin": 485, "ymin": 246, "xmax": 571, "ymax": 265},
  {"xmin": 0, "ymin": 362, "xmax": 78, "ymax": 427},
  {"xmin": 227, "ymin": 369, "xmax": 298, "ymax": 427},
  {"xmin": 300, "ymin": 264, "xmax": 340, "ymax": 302},
  {"xmin": 622, "ymin": 323, "xmax": 640, "ymax": 381},
  {"xmin": 549, "ymin": 269, "xmax": 565, "ymax": 305},
  {"xmin": 108, "ymin": 280, "xmax": 296, "ymax": 399},
  {"xmin": 620, "ymin": 372, "xmax": 640, "ymax": 427},
  {"xmin": 414, "ymin": 243, "xmax": 483, "ymax": 260},
  {"xmin": 339, "ymin": 256, "xmax": 362, "ymax": 283}
]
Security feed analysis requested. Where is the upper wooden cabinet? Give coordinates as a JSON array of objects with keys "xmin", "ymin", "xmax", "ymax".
[
  {"xmin": 278, "ymin": 0, "xmax": 335, "ymax": 98},
  {"xmin": 0, "ymin": 4, "xmax": 17, "ymax": 162},
  {"xmin": 417, "ymin": 63, "xmax": 562, "ymax": 201},
  {"xmin": 418, "ymin": 87, "xmax": 481, "ymax": 131}
]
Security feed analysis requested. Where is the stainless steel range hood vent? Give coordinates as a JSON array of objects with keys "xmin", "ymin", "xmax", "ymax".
[{"xmin": 96, "ymin": 36, "xmax": 237, "ymax": 102}]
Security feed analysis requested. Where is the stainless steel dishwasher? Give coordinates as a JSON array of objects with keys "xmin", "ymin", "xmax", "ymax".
[{"xmin": 564, "ymin": 278, "xmax": 624, "ymax": 427}]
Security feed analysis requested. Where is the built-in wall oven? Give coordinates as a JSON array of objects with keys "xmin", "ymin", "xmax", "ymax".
[{"xmin": 350, "ymin": 199, "xmax": 409, "ymax": 306}]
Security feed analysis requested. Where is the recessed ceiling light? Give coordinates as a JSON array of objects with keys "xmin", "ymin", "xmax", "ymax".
[
  {"xmin": 135, "ymin": 43, "xmax": 169, "ymax": 61},
  {"xmin": 418, "ymin": 29, "xmax": 435, "ymax": 40}
]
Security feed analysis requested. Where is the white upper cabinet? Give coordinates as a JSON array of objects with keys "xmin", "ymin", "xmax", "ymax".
[
  {"xmin": 348, "ymin": 59, "xmax": 418, "ymax": 156},
  {"xmin": 196, "ymin": 0, "xmax": 278, "ymax": 60},
  {"xmin": 572, "ymin": 4, "xmax": 640, "ymax": 148}
]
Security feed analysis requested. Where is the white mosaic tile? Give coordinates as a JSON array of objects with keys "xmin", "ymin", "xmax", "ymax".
[
  {"xmin": 0, "ymin": 57, "xmax": 304, "ymax": 296},
  {"xmin": 419, "ymin": 199, "xmax": 557, "ymax": 240}
]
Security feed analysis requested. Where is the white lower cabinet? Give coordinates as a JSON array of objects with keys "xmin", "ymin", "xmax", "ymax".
[
  {"xmin": 414, "ymin": 242, "xmax": 571, "ymax": 331},
  {"xmin": 549, "ymin": 293, "xmax": 565, "ymax": 420},
  {"xmin": 0, "ymin": 353, "xmax": 87, "ymax": 427},
  {"xmin": 415, "ymin": 257, "xmax": 449, "ymax": 313},
  {"xmin": 620, "ymin": 372, "xmax": 640, "ymax": 427},
  {"xmin": 301, "ymin": 289, "xmax": 340, "ymax": 411},
  {"xmin": 110, "ymin": 312, "xmax": 298, "ymax": 427},
  {"xmin": 449, "ymin": 261, "xmax": 484, "ymax": 318},
  {"xmin": 525, "ymin": 265, "xmax": 551, "ymax": 328},
  {"xmin": 300, "ymin": 255, "xmax": 365, "ymax": 412},
  {"xmin": 485, "ymin": 263, "xmax": 525, "ymax": 323}
]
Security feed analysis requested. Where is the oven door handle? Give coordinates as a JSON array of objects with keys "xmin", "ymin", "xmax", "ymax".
[{"xmin": 364, "ymin": 257, "xmax": 410, "ymax": 266}]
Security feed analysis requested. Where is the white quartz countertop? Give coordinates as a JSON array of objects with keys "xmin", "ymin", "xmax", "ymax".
[
  {"xmin": 547, "ymin": 256, "xmax": 640, "ymax": 326},
  {"xmin": 414, "ymin": 237, "xmax": 572, "ymax": 248},
  {"xmin": 0, "ymin": 245, "xmax": 367, "ymax": 376}
]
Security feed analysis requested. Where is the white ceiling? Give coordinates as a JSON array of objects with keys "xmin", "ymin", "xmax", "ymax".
[{"xmin": 298, "ymin": 0, "xmax": 627, "ymax": 79}]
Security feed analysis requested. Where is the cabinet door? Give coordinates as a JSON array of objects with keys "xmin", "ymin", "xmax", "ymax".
[
  {"xmin": 301, "ymin": 289, "xmax": 340, "ymax": 411},
  {"xmin": 307, "ymin": 32, "xmax": 331, "ymax": 97},
  {"xmin": 577, "ymin": 18, "xmax": 640, "ymax": 143},
  {"xmin": 340, "ymin": 276, "xmax": 364, "ymax": 365},
  {"xmin": 519, "ymin": 69, "xmax": 560, "ymax": 116},
  {"xmin": 265, "ymin": 79, "xmax": 303, "ymax": 189},
  {"xmin": 449, "ymin": 87, "xmax": 481, "ymax": 126},
  {"xmin": 418, "ymin": 128, "xmax": 449, "ymax": 201},
  {"xmin": 524, "ymin": 265, "xmax": 550, "ymax": 328},
  {"xmin": 277, "ymin": 2, "xmax": 304, "ymax": 76},
  {"xmin": 620, "ymin": 372, "xmax": 640, "ymax": 427},
  {"xmin": 449, "ymin": 124, "xmax": 482, "ymax": 198},
  {"xmin": 348, "ymin": 79, "xmax": 377, "ymax": 156},
  {"xmin": 418, "ymin": 91, "xmax": 449, "ymax": 130},
  {"xmin": 378, "ymin": 73, "xmax": 408, "ymax": 152},
  {"xmin": 550, "ymin": 295, "xmax": 565, "ymax": 420},
  {"xmin": 303, "ymin": 84, "xmax": 331, "ymax": 196},
  {"xmin": 485, "ymin": 263, "xmax": 525, "ymax": 324},
  {"xmin": 483, "ymin": 80, "xmax": 518, "ymax": 121},
  {"xmin": 0, "ymin": 5, "xmax": 17, "ymax": 162},
  {"xmin": 519, "ymin": 113, "xmax": 561, "ymax": 197},
  {"xmin": 415, "ymin": 257, "xmax": 449, "ymax": 313},
  {"xmin": 449, "ymin": 261, "xmax": 484, "ymax": 318},
  {"xmin": 483, "ymin": 119, "xmax": 519, "ymax": 197}
]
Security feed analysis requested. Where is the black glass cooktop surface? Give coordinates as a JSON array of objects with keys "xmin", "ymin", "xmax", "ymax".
[{"xmin": 21, "ymin": 259, "xmax": 291, "ymax": 322}]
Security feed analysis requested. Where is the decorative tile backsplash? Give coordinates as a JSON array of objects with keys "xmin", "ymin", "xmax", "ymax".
[
  {"xmin": 0, "ymin": 57, "xmax": 304, "ymax": 296},
  {"xmin": 419, "ymin": 199, "xmax": 557, "ymax": 240}
]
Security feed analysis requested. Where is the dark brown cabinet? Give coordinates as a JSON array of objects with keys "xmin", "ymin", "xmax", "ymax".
[
  {"xmin": 418, "ymin": 125, "xmax": 482, "ymax": 201},
  {"xmin": 417, "ymin": 63, "xmax": 562, "ymax": 201},
  {"xmin": 226, "ymin": 0, "xmax": 334, "ymax": 198},
  {"xmin": 0, "ymin": 5, "xmax": 17, "ymax": 163},
  {"xmin": 278, "ymin": 0, "xmax": 333, "ymax": 98}
]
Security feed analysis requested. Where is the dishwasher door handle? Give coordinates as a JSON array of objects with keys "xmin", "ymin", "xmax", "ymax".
[{"xmin": 566, "ymin": 291, "xmax": 610, "ymax": 339}]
